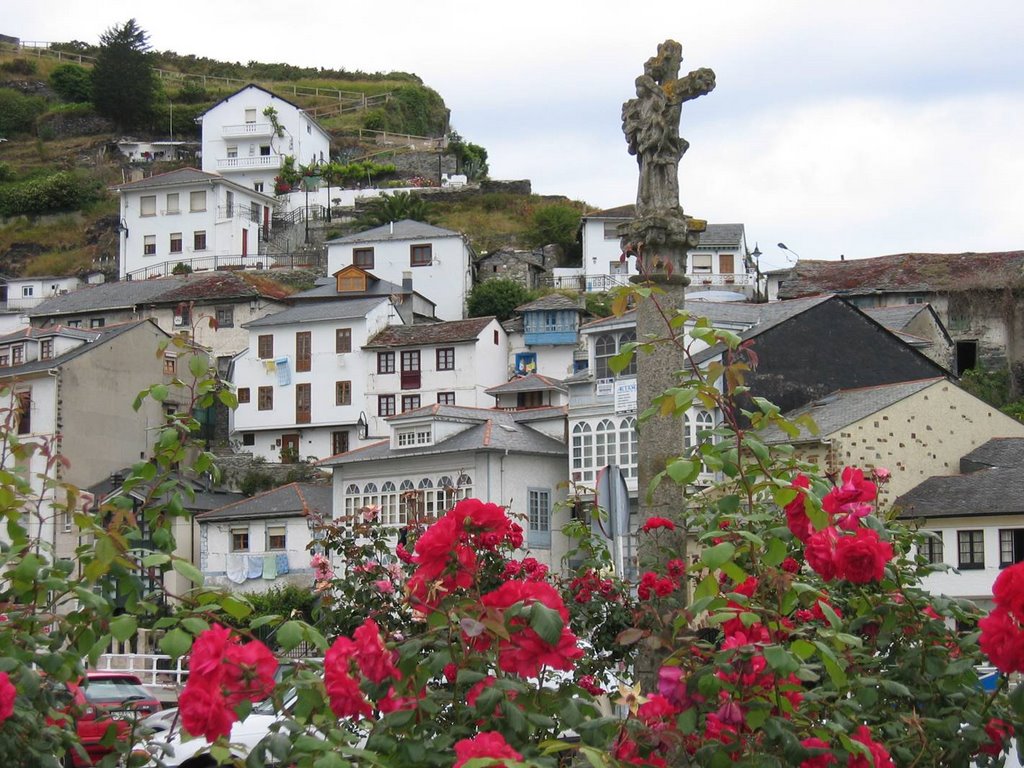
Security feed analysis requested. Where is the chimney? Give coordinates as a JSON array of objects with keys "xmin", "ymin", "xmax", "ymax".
[{"xmin": 402, "ymin": 271, "xmax": 413, "ymax": 292}]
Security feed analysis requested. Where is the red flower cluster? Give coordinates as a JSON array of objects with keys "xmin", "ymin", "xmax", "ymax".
[
  {"xmin": 980, "ymin": 561, "xmax": 1024, "ymax": 673},
  {"xmin": 799, "ymin": 737, "xmax": 836, "ymax": 767},
  {"xmin": 979, "ymin": 718, "xmax": 1013, "ymax": 757},
  {"xmin": 453, "ymin": 731, "xmax": 523, "ymax": 768},
  {"xmin": 503, "ymin": 556, "xmax": 549, "ymax": 582},
  {"xmin": 848, "ymin": 725, "xmax": 894, "ymax": 768},
  {"xmin": 324, "ymin": 618, "xmax": 401, "ymax": 720},
  {"xmin": 785, "ymin": 474, "xmax": 814, "ymax": 543},
  {"xmin": 641, "ymin": 516, "xmax": 676, "ymax": 533},
  {"xmin": 569, "ymin": 568, "xmax": 620, "ymax": 604},
  {"xmin": 638, "ymin": 570, "xmax": 679, "ymax": 600},
  {"xmin": 0, "ymin": 671, "xmax": 14, "ymax": 724},
  {"xmin": 179, "ymin": 625, "xmax": 278, "ymax": 742}
]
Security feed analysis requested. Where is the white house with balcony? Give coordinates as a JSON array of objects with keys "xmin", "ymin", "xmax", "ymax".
[
  {"xmin": 551, "ymin": 205, "xmax": 755, "ymax": 298},
  {"xmin": 318, "ymin": 403, "xmax": 571, "ymax": 573},
  {"xmin": 326, "ymin": 220, "xmax": 475, "ymax": 321},
  {"xmin": 362, "ymin": 317, "xmax": 509, "ymax": 439},
  {"xmin": 199, "ymin": 84, "xmax": 331, "ymax": 195},
  {"xmin": 111, "ymin": 168, "xmax": 276, "ymax": 280},
  {"xmin": 502, "ymin": 294, "xmax": 584, "ymax": 379}
]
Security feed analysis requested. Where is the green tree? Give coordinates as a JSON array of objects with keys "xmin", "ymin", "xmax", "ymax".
[
  {"xmin": 524, "ymin": 203, "xmax": 582, "ymax": 257},
  {"xmin": 448, "ymin": 131, "xmax": 489, "ymax": 180},
  {"xmin": 91, "ymin": 19, "xmax": 158, "ymax": 131},
  {"xmin": 466, "ymin": 278, "xmax": 534, "ymax": 321},
  {"xmin": 0, "ymin": 88, "xmax": 47, "ymax": 136},
  {"xmin": 357, "ymin": 190, "xmax": 431, "ymax": 228},
  {"xmin": 49, "ymin": 64, "xmax": 92, "ymax": 103}
]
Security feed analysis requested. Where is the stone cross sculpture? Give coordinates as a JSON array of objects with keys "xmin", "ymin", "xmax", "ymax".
[{"xmin": 621, "ymin": 40, "xmax": 715, "ymax": 280}]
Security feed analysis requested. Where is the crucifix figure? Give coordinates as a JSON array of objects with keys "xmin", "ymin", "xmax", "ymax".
[{"xmin": 622, "ymin": 40, "xmax": 716, "ymax": 217}]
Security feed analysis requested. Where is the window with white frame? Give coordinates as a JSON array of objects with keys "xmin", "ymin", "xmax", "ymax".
[
  {"xmin": 528, "ymin": 488, "xmax": 551, "ymax": 548},
  {"xmin": 140, "ymin": 195, "xmax": 156, "ymax": 217},
  {"xmin": 363, "ymin": 482, "xmax": 380, "ymax": 511},
  {"xmin": 266, "ymin": 525, "xmax": 287, "ymax": 551},
  {"xmin": 456, "ymin": 473, "xmax": 473, "ymax": 500},
  {"xmin": 594, "ymin": 331, "xmax": 637, "ymax": 379},
  {"xmin": 396, "ymin": 428, "xmax": 431, "ymax": 447},
  {"xmin": 21, "ymin": 286, "xmax": 33, "ymax": 298},
  {"xmin": 381, "ymin": 482, "xmax": 400, "ymax": 526},
  {"xmin": 344, "ymin": 483, "xmax": 361, "ymax": 517},
  {"xmin": 691, "ymin": 253, "xmax": 713, "ymax": 274},
  {"xmin": 572, "ymin": 422, "xmax": 594, "ymax": 483},
  {"xmin": 418, "ymin": 478, "xmax": 436, "ymax": 517},
  {"xmin": 165, "ymin": 193, "xmax": 180, "ymax": 214},
  {"xmin": 230, "ymin": 526, "xmax": 250, "ymax": 552},
  {"xmin": 619, "ymin": 417, "xmax": 638, "ymax": 478},
  {"xmin": 144, "ymin": 235, "xmax": 156, "ymax": 255},
  {"xmin": 399, "ymin": 479, "xmax": 416, "ymax": 522},
  {"xmin": 190, "ymin": 190, "xmax": 207, "ymax": 212},
  {"xmin": 683, "ymin": 409, "xmax": 715, "ymax": 452},
  {"xmin": 595, "ymin": 418, "xmax": 617, "ymax": 470}
]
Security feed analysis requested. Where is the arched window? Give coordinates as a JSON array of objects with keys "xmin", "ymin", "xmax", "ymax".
[
  {"xmin": 362, "ymin": 482, "xmax": 379, "ymax": 511},
  {"xmin": 418, "ymin": 478, "xmax": 436, "ymax": 516},
  {"xmin": 438, "ymin": 475, "xmax": 456, "ymax": 513},
  {"xmin": 619, "ymin": 417, "xmax": 638, "ymax": 478},
  {"xmin": 594, "ymin": 334, "xmax": 616, "ymax": 379},
  {"xmin": 595, "ymin": 418, "xmax": 617, "ymax": 470},
  {"xmin": 618, "ymin": 331, "xmax": 637, "ymax": 376},
  {"xmin": 380, "ymin": 481, "xmax": 399, "ymax": 526},
  {"xmin": 456, "ymin": 473, "xmax": 473, "ymax": 500},
  {"xmin": 572, "ymin": 422, "xmax": 594, "ymax": 483},
  {"xmin": 344, "ymin": 483, "xmax": 361, "ymax": 516},
  {"xmin": 684, "ymin": 409, "xmax": 715, "ymax": 452},
  {"xmin": 399, "ymin": 479, "xmax": 416, "ymax": 525}
]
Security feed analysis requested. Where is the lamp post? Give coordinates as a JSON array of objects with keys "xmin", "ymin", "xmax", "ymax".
[
  {"xmin": 750, "ymin": 242, "xmax": 762, "ymax": 302},
  {"xmin": 777, "ymin": 242, "xmax": 801, "ymax": 263}
]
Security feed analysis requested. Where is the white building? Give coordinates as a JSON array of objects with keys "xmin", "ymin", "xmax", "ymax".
[
  {"xmin": 325, "ymin": 220, "xmax": 475, "ymax": 321},
  {"xmin": 198, "ymin": 84, "xmax": 331, "ymax": 196},
  {"xmin": 503, "ymin": 294, "xmax": 584, "ymax": 379},
  {"xmin": 362, "ymin": 316, "xmax": 509, "ymax": 439},
  {"xmin": 112, "ymin": 168, "xmax": 276, "ymax": 280},
  {"xmin": 3, "ymin": 275, "xmax": 82, "ymax": 312},
  {"xmin": 319, "ymin": 403, "xmax": 571, "ymax": 571}
]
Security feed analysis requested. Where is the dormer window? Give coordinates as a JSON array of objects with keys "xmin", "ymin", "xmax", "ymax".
[
  {"xmin": 396, "ymin": 427, "xmax": 432, "ymax": 447},
  {"xmin": 40, "ymin": 339, "xmax": 53, "ymax": 360}
]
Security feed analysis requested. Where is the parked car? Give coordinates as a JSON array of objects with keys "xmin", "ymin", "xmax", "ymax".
[{"xmin": 62, "ymin": 671, "xmax": 161, "ymax": 767}]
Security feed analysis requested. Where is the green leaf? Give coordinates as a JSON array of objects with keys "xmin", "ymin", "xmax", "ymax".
[
  {"xmin": 218, "ymin": 389, "xmax": 239, "ymax": 410},
  {"xmin": 109, "ymin": 615, "xmax": 136, "ymax": 642},
  {"xmin": 150, "ymin": 384, "xmax": 169, "ymax": 402},
  {"xmin": 665, "ymin": 458, "xmax": 699, "ymax": 485},
  {"xmin": 277, "ymin": 620, "xmax": 304, "ymax": 651},
  {"xmin": 763, "ymin": 536, "xmax": 788, "ymax": 567},
  {"xmin": 791, "ymin": 639, "xmax": 816, "ymax": 660},
  {"xmin": 701, "ymin": 542, "xmax": 736, "ymax": 569},
  {"xmin": 608, "ymin": 345, "xmax": 636, "ymax": 375},
  {"xmin": 763, "ymin": 645, "xmax": 800, "ymax": 675},
  {"xmin": 188, "ymin": 354, "xmax": 208, "ymax": 379},
  {"xmin": 172, "ymin": 558, "xmax": 204, "ymax": 586},
  {"xmin": 141, "ymin": 553, "xmax": 171, "ymax": 567},
  {"xmin": 529, "ymin": 602, "xmax": 564, "ymax": 645},
  {"xmin": 181, "ymin": 617, "xmax": 209, "ymax": 635},
  {"xmin": 878, "ymin": 679, "xmax": 912, "ymax": 697},
  {"xmin": 160, "ymin": 628, "xmax": 193, "ymax": 658},
  {"xmin": 693, "ymin": 573, "xmax": 720, "ymax": 600},
  {"xmin": 222, "ymin": 595, "xmax": 252, "ymax": 620}
]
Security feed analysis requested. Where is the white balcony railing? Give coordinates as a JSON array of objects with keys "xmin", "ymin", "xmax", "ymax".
[
  {"xmin": 221, "ymin": 122, "xmax": 275, "ymax": 138},
  {"xmin": 217, "ymin": 155, "xmax": 283, "ymax": 171},
  {"xmin": 688, "ymin": 272, "xmax": 755, "ymax": 286}
]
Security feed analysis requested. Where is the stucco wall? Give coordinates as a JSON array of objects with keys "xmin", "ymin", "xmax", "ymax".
[{"xmin": 201, "ymin": 515, "xmax": 314, "ymax": 593}]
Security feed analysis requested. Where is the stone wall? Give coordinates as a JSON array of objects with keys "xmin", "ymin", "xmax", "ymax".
[
  {"xmin": 388, "ymin": 151, "xmax": 457, "ymax": 181},
  {"xmin": 213, "ymin": 451, "xmax": 330, "ymax": 494},
  {"xmin": 37, "ymin": 110, "xmax": 115, "ymax": 138}
]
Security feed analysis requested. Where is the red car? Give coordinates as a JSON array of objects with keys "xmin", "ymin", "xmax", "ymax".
[{"xmin": 61, "ymin": 671, "xmax": 162, "ymax": 767}]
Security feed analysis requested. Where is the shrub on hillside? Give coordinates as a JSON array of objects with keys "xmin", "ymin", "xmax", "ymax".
[
  {"xmin": 0, "ymin": 59, "xmax": 38, "ymax": 76},
  {"xmin": 49, "ymin": 64, "xmax": 92, "ymax": 103},
  {"xmin": 0, "ymin": 88, "xmax": 47, "ymax": 137},
  {"xmin": 466, "ymin": 278, "xmax": 536, "ymax": 321},
  {"xmin": 0, "ymin": 171, "xmax": 100, "ymax": 216}
]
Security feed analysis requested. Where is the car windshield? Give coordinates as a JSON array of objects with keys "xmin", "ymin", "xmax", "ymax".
[{"xmin": 84, "ymin": 678, "xmax": 150, "ymax": 703}]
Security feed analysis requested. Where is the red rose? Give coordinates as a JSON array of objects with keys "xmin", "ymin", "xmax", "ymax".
[
  {"xmin": 781, "ymin": 556, "xmax": 801, "ymax": 574},
  {"xmin": 980, "ymin": 718, "xmax": 1013, "ymax": 757},
  {"xmin": 453, "ymin": 731, "xmax": 523, "ymax": 768},
  {"xmin": 805, "ymin": 527, "xmax": 838, "ymax": 581},
  {"xmin": 641, "ymin": 516, "xmax": 676, "ymax": 533},
  {"xmin": 800, "ymin": 737, "xmax": 836, "ymax": 767},
  {"xmin": 834, "ymin": 528, "xmax": 893, "ymax": 584},
  {"xmin": 179, "ymin": 682, "xmax": 235, "ymax": 742},
  {"xmin": 221, "ymin": 638, "xmax": 277, "ymax": 705},
  {"xmin": 822, "ymin": 467, "xmax": 876, "ymax": 515},
  {"xmin": 324, "ymin": 636, "xmax": 372, "ymax": 720},
  {"xmin": 189, "ymin": 623, "xmax": 237, "ymax": 679},
  {"xmin": 0, "ymin": 671, "xmax": 14, "ymax": 724},
  {"xmin": 980, "ymin": 608, "xmax": 1024, "ymax": 674},
  {"xmin": 352, "ymin": 618, "xmax": 400, "ymax": 684},
  {"xmin": 785, "ymin": 474, "xmax": 814, "ymax": 542},
  {"xmin": 993, "ymin": 561, "xmax": 1024, "ymax": 623},
  {"xmin": 848, "ymin": 725, "xmax": 893, "ymax": 768}
]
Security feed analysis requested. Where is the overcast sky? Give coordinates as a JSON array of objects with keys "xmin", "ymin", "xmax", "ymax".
[{"xmin": 8, "ymin": 1, "xmax": 1023, "ymax": 270}]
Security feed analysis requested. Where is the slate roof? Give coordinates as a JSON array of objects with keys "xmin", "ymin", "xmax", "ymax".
[
  {"xmin": 364, "ymin": 316, "xmax": 495, "ymax": 348},
  {"xmin": 325, "ymin": 219, "xmax": 462, "ymax": 245},
  {"xmin": 583, "ymin": 204, "xmax": 635, "ymax": 219},
  {"xmin": 197, "ymin": 482, "xmax": 332, "ymax": 522},
  {"xmin": 243, "ymin": 296, "xmax": 389, "ymax": 327},
  {"xmin": 28, "ymin": 273, "xmax": 293, "ymax": 317},
  {"xmin": 777, "ymin": 252, "xmax": 1024, "ymax": 299},
  {"xmin": 895, "ymin": 467, "xmax": 1024, "ymax": 520},
  {"xmin": 862, "ymin": 304, "xmax": 953, "ymax": 347},
  {"xmin": 0, "ymin": 325, "xmax": 95, "ymax": 343},
  {"xmin": 87, "ymin": 470, "xmax": 243, "ymax": 512},
  {"xmin": 692, "ymin": 224, "xmax": 745, "ymax": 249},
  {"xmin": 289, "ymin": 271, "xmax": 407, "ymax": 301},
  {"xmin": 515, "ymin": 294, "xmax": 582, "ymax": 313},
  {"xmin": 0, "ymin": 320, "xmax": 156, "ymax": 378},
  {"xmin": 485, "ymin": 374, "xmax": 566, "ymax": 395},
  {"xmin": 580, "ymin": 296, "xmax": 832, "ymax": 334},
  {"xmin": 960, "ymin": 438, "xmax": 1024, "ymax": 471},
  {"xmin": 319, "ymin": 405, "xmax": 567, "ymax": 467},
  {"xmin": 109, "ymin": 167, "xmax": 275, "ymax": 201},
  {"xmin": 758, "ymin": 378, "xmax": 943, "ymax": 444}
]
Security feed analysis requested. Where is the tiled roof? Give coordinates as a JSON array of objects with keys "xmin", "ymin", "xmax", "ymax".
[
  {"xmin": 895, "ymin": 467, "xmax": 1024, "ymax": 520},
  {"xmin": 758, "ymin": 378, "xmax": 943, "ymax": 444},
  {"xmin": 777, "ymin": 252, "xmax": 1024, "ymax": 299},
  {"xmin": 515, "ymin": 294, "xmax": 582, "ymax": 313},
  {"xmin": 364, "ymin": 316, "xmax": 495, "ymax": 348},
  {"xmin": 0, "ymin": 320, "xmax": 157, "ymax": 378},
  {"xmin": 693, "ymin": 224, "xmax": 745, "ymax": 249},
  {"xmin": 485, "ymin": 374, "xmax": 566, "ymax": 395},
  {"xmin": 862, "ymin": 305, "xmax": 928, "ymax": 332},
  {"xmin": 110, "ymin": 167, "xmax": 221, "ymax": 191},
  {"xmin": 325, "ymin": 219, "xmax": 462, "ymax": 245},
  {"xmin": 243, "ymin": 296, "xmax": 389, "ymax": 328},
  {"xmin": 198, "ymin": 482, "xmax": 332, "ymax": 522},
  {"xmin": 960, "ymin": 438, "xmax": 1024, "ymax": 470}
]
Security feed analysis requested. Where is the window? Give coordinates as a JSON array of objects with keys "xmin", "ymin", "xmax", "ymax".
[
  {"xmin": 260, "ymin": 145, "xmax": 271, "ymax": 156},
  {"xmin": 331, "ymin": 431, "xmax": 349, "ymax": 456},
  {"xmin": 194, "ymin": 231, "xmax": 207, "ymax": 251},
  {"xmin": 958, "ymin": 530, "xmax": 985, "ymax": 570},
  {"xmin": 237, "ymin": 387, "xmax": 250, "ymax": 404},
  {"xmin": 338, "ymin": 273, "xmax": 366, "ymax": 292},
  {"xmin": 353, "ymin": 248, "xmax": 374, "ymax": 269},
  {"xmin": 380, "ymin": 481, "xmax": 399, "ymax": 525},
  {"xmin": 572, "ymin": 422, "xmax": 593, "ymax": 483},
  {"xmin": 170, "ymin": 232, "xmax": 183, "ymax": 253},
  {"xmin": 190, "ymin": 190, "xmax": 207, "ymax": 212},
  {"xmin": 226, "ymin": 145, "xmax": 238, "ymax": 159},
  {"xmin": 436, "ymin": 347, "xmax": 455, "ymax": 371},
  {"xmin": 402, "ymin": 394, "xmax": 421, "ymax": 412},
  {"xmin": 397, "ymin": 428, "xmax": 431, "ymax": 447},
  {"xmin": 410, "ymin": 243, "xmax": 432, "ymax": 266},
  {"xmin": 518, "ymin": 391, "xmax": 544, "ymax": 408},
  {"xmin": 999, "ymin": 529, "xmax": 1024, "ymax": 567},
  {"xmin": 165, "ymin": 193, "xmax": 180, "ymax": 214},
  {"xmin": 336, "ymin": 380, "xmax": 351, "ymax": 406},
  {"xmin": 90, "ymin": 318, "xmax": 105, "ymax": 329},
  {"xmin": 595, "ymin": 419, "xmax": 617, "ymax": 470},
  {"xmin": 594, "ymin": 331, "xmax": 636, "ymax": 378},
  {"xmin": 241, "ymin": 432, "xmax": 255, "ymax": 446},
  {"xmin": 437, "ymin": 392, "xmax": 455, "ymax": 405},
  {"xmin": 619, "ymin": 417, "xmax": 638, "ymax": 478},
  {"xmin": 11, "ymin": 345, "xmax": 23, "ymax": 365},
  {"xmin": 66, "ymin": 320, "xmax": 80, "ymax": 328},
  {"xmin": 144, "ymin": 235, "xmax": 156, "ymax": 255},
  {"xmin": 295, "ymin": 331, "xmax": 311, "ymax": 372},
  {"xmin": 15, "ymin": 391, "xmax": 31, "ymax": 435},
  {"xmin": 920, "ymin": 532, "xmax": 944, "ymax": 564},
  {"xmin": 691, "ymin": 254, "xmax": 713, "ymax": 274},
  {"xmin": 215, "ymin": 306, "xmax": 234, "ymax": 328},
  {"xmin": 244, "ymin": 108, "xmax": 257, "ymax": 123},
  {"xmin": 21, "ymin": 286, "xmax": 33, "ymax": 298},
  {"xmin": 401, "ymin": 350, "xmax": 421, "ymax": 390},
  {"xmin": 378, "ymin": 351, "xmax": 395, "ymax": 374},
  {"xmin": 230, "ymin": 526, "xmax": 250, "ymax": 552},
  {"xmin": 258, "ymin": 386, "xmax": 273, "ymax": 411},
  {"xmin": 40, "ymin": 339, "xmax": 53, "ymax": 360},
  {"xmin": 140, "ymin": 195, "xmax": 156, "ymax": 217},
  {"xmin": 0, "ymin": 353, "xmax": 7, "ymax": 367},
  {"xmin": 163, "ymin": 354, "xmax": 176, "ymax": 375},
  {"xmin": 378, "ymin": 395, "xmax": 396, "ymax": 417},
  {"xmin": 528, "ymin": 488, "xmax": 551, "ymax": 548},
  {"xmin": 266, "ymin": 526, "xmax": 286, "ymax": 551},
  {"xmin": 253, "ymin": 182, "xmax": 264, "ymax": 193},
  {"xmin": 684, "ymin": 409, "xmax": 715, "ymax": 451},
  {"xmin": 603, "ymin": 221, "xmax": 621, "ymax": 239},
  {"xmin": 258, "ymin": 335, "xmax": 274, "ymax": 359},
  {"xmin": 336, "ymin": 329, "xmax": 351, "ymax": 354},
  {"xmin": 296, "ymin": 383, "xmax": 311, "ymax": 424},
  {"xmin": 494, "ymin": 330, "xmax": 499, "ymax": 345}
]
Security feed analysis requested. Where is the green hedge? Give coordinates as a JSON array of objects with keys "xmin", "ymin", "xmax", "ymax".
[{"xmin": 0, "ymin": 171, "xmax": 100, "ymax": 216}]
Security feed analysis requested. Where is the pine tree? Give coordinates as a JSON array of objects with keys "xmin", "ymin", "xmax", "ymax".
[{"xmin": 91, "ymin": 19, "xmax": 157, "ymax": 132}]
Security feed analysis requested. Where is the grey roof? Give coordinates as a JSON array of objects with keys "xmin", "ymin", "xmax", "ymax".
[
  {"xmin": 0, "ymin": 320, "xmax": 156, "ymax": 379},
  {"xmin": 87, "ymin": 470, "xmax": 244, "ymax": 511},
  {"xmin": 515, "ymin": 294, "xmax": 582, "ymax": 313},
  {"xmin": 0, "ymin": 325, "xmax": 95, "ymax": 343},
  {"xmin": 960, "ymin": 438, "xmax": 1024, "ymax": 470},
  {"xmin": 583, "ymin": 204, "xmax": 635, "ymax": 219},
  {"xmin": 109, "ymin": 167, "xmax": 274, "ymax": 202},
  {"xmin": 758, "ymin": 378, "xmax": 943, "ymax": 444},
  {"xmin": 290, "ymin": 271, "xmax": 407, "ymax": 301},
  {"xmin": 581, "ymin": 296, "xmax": 832, "ymax": 334},
  {"xmin": 319, "ymin": 405, "xmax": 567, "ymax": 467},
  {"xmin": 895, "ymin": 467, "xmax": 1024, "ymax": 520},
  {"xmin": 325, "ymin": 219, "xmax": 462, "ymax": 245},
  {"xmin": 243, "ymin": 296, "xmax": 389, "ymax": 328},
  {"xmin": 485, "ymin": 374, "xmax": 566, "ymax": 395},
  {"xmin": 862, "ymin": 305, "xmax": 927, "ymax": 332},
  {"xmin": 198, "ymin": 482, "xmax": 332, "ymax": 522},
  {"xmin": 364, "ymin": 316, "xmax": 495, "ymax": 348},
  {"xmin": 693, "ymin": 224, "xmax": 745, "ymax": 249}
]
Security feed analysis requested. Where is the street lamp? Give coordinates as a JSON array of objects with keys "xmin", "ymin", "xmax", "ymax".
[
  {"xmin": 777, "ymin": 242, "xmax": 801, "ymax": 263},
  {"xmin": 750, "ymin": 242, "xmax": 763, "ymax": 302}
]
